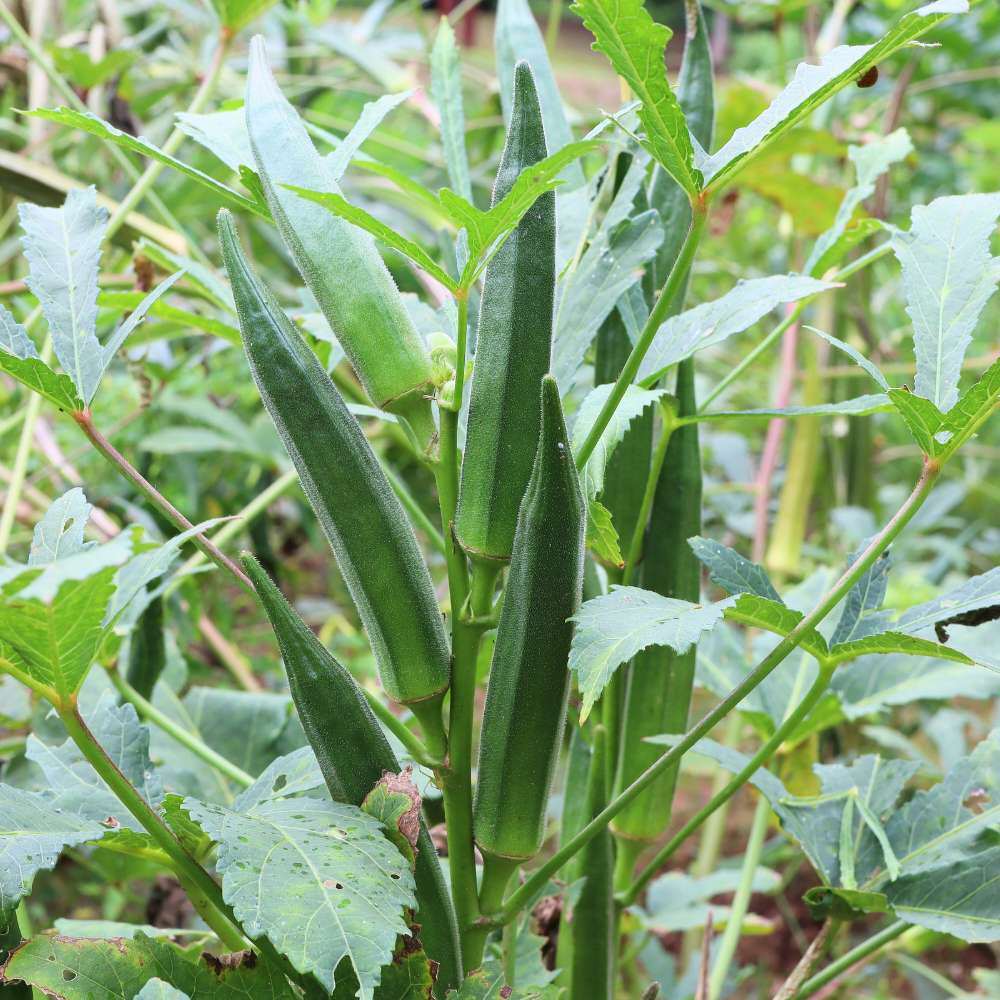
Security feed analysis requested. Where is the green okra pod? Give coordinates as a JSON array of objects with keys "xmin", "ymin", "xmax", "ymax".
[
  {"xmin": 473, "ymin": 376, "xmax": 585, "ymax": 861},
  {"xmin": 245, "ymin": 37, "xmax": 435, "ymax": 426},
  {"xmin": 242, "ymin": 555, "xmax": 461, "ymax": 997},
  {"xmin": 219, "ymin": 210, "xmax": 450, "ymax": 731},
  {"xmin": 455, "ymin": 60, "xmax": 556, "ymax": 563}
]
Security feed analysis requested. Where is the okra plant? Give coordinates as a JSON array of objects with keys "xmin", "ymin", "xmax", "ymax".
[{"xmin": 0, "ymin": 0, "xmax": 998, "ymax": 997}]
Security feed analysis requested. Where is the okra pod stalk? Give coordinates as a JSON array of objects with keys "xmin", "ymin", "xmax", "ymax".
[
  {"xmin": 219, "ymin": 211, "xmax": 451, "ymax": 737},
  {"xmin": 245, "ymin": 37, "xmax": 436, "ymax": 431},
  {"xmin": 473, "ymin": 376, "xmax": 585, "ymax": 862},
  {"xmin": 242, "ymin": 555, "xmax": 462, "ymax": 997},
  {"xmin": 455, "ymin": 60, "xmax": 556, "ymax": 563}
]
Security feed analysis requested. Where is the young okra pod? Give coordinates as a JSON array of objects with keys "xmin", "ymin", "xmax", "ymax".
[
  {"xmin": 246, "ymin": 38, "xmax": 435, "ymax": 428},
  {"xmin": 473, "ymin": 376, "xmax": 585, "ymax": 861},
  {"xmin": 455, "ymin": 60, "xmax": 556, "ymax": 563},
  {"xmin": 219, "ymin": 210, "xmax": 451, "ymax": 735},
  {"xmin": 243, "ymin": 556, "xmax": 461, "ymax": 997}
]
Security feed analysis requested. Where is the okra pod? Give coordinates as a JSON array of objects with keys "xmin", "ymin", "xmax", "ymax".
[
  {"xmin": 245, "ymin": 38, "xmax": 435, "ymax": 424},
  {"xmin": 219, "ymin": 210, "xmax": 451, "ymax": 728},
  {"xmin": 455, "ymin": 60, "xmax": 556, "ymax": 563},
  {"xmin": 243, "ymin": 555, "xmax": 461, "ymax": 997},
  {"xmin": 473, "ymin": 376, "xmax": 585, "ymax": 861}
]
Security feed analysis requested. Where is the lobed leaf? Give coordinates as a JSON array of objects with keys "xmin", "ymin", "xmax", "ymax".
[
  {"xmin": 688, "ymin": 536, "xmax": 781, "ymax": 602},
  {"xmin": 431, "ymin": 21, "xmax": 472, "ymax": 202}
]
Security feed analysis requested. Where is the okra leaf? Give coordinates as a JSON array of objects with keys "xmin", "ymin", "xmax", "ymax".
[
  {"xmin": 25, "ymin": 694, "xmax": 164, "ymax": 830},
  {"xmin": 895, "ymin": 566, "xmax": 1000, "ymax": 640},
  {"xmin": 833, "ymin": 651, "xmax": 1000, "ymax": 719},
  {"xmin": 209, "ymin": 0, "xmax": 279, "ymax": 32},
  {"xmin": 688, "ymin": 537, "xmax": 782, "ymax": 602},
  {"xmin": 828, "ymin": 632, "xmax": 976, "ymax": 667},
  {"xmin": 697, "ymin": 394, "xmax": 891, "ymax": 421},
  {"xmin": 892, "ymin": 193, "xmax": 1000, "ymax": 411},
  {"xmin": 805, "ymin": 327, "xmax": 890, "ymax": 391},
  {"xmin": 936, "ymin": 355, "xmax": 1000, "ymax": 461},
  {"xmin": 29, "ymin": 108, "xmax": 265, "ymax": 216},
  {"xmin": 1, "ymin": 932, "xmax": 298, "ymax": 999},
  {"xmin": 572, "ymin": 382, "xmax": 665, "ymax": 501},
  {"xmin": 185, "ymin": 795, "xmax": 415, "ymax": 998},
  {"xmin": 330, "ymin": 946, "xmax": 435, "ymax": 999},
  {"xmin": 175, "ymin": 107, "xmax": 254, "ymax": 174},
  {"xmin": 0, "ymin": 785, "xmax": 106, "ymax": 910},
  {"xmin": 641, "ymin": 868, "xmax": 780, "ymax": 934},
  {"xmin": 100, "ymin": 270, "xmax": 186, "ymax": 364},
  {"xmin": 830, "ymin": 548, "xmax": 890, "ymax": 646},
  {"xmin": 446, "ymin": 969, "xmax": 561, "ymax": 999},
  {"xmin": 586, "ymin": 499, "xmax": 624, "ymax": 568},
  {"xmin": 495, "ymin": 0, "xmax": 588, "ymax": 268},
  {"xmin": 99, "ymin": 290, "xmax": 241, "ymax": 347},
  {"xmin": 569, "ymin": 586, "xmax": 734, "ymax": 720},
  {"xmin": 0, "ymin": 351, "xmax": 84, "ymax": 412},
  {"xmin": 431, "ymin": 20, "xmax": 472, "ymax": 202},
  {"xmin": 283, "ymin": 187, "xmax": 459, "ymax": 291},
  {"xmin": 724, "ymin": 593, "xmax": 828, "ymax": 661},
  {"xmin": 887, "ymin": 388, "xmax": 944, "ymax": 455},
  {"xmin": 0, "ymin": 304, "xmax": 35, "ymax": 359},
  {"xmin": 19, "ymin": 188, "xmax": 106, "ymax": 405},
  {"xmin": 805, "ymin": 128, "xmax": 912, "ymax": 277},
  {"xmin": 572, "ymin": 0, "xmax": 701, "ymax": 196},
  {"xmin": 28, "ymin": 487, "xmax": 94, "ymax": 565},
  {"xmin": 553, "ymin": 208, "xmax": 664, "ymax": 387},
  {"xmin": 637, "ymin": 274, "xmax": 837, "ymax": 386},
  {"xmin": 324, "ymin": 91, "xmax": 413, "ymax": 183},
  {"xmin": 699, "ymin": 0, "xmax": 967, "ymax": 191}
]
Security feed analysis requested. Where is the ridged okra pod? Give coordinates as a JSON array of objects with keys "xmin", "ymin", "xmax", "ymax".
[
  {"xmin": 473, "ymin": 376, "xmax": 585, "ymax": 861},
  {"xmin": 243, "ymin": 556, "xmax": 461, "ymax": 997},
  {"xmin": 219, "ymin": 210, "xmax": 451, "ymax": 731},
  {"xmin": 454, "ymin": 61, "xmax": 556, "ymax": 563},
  {"xmin": 245, "ymin": 37, "xmax": 435, "ymax": 426}
]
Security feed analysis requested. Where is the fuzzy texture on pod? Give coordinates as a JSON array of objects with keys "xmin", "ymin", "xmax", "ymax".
[
  {"xmin": 473, "ymin": 376, "xmax": 585, "ymax": 861},
  {"xmin": 219, "ymin": 210, "xmax": 450, "ymax": 709},
  {"xmin": 454, "ymin": 60, "xmax": 556, "ymax": 563},
  {"xmin": 243, "ymin": 555, "xmax": 462, "ymax": 997},
  {"xmin": 245, "ymin": 36, "xmax": 434, "ymax": 415}
]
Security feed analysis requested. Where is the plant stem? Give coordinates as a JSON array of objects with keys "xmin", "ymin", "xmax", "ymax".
[
  {"xmin": 57, "ymin": 705, "xmax": 246, "ymax": 950},
  {"xmin": 175, "ymin": 467, "xmax": 301, "ymax": 580},
  {"xmin": 482, "ymin": 460, "xmax": 939, "ymax": 928},
  {"xmin": 708, "ymin": 793, "xmax": 771, "ymax": 999},
  {"xmin": 105, "ymin": 34, "xmax": 230, "ymax": 239},
  {"xmin": 622, "ymin": 663, "xmax": 833, "ymax": 906},
  {"xmin": 108, "ymin": 670, "xmax": 254, "ymax": 787},
  {"xmin": 72, "ymin": 410, "xmax": 252, "ymax": 590},
  {"xmin": 363, "ymin": 689, "xmax": 440, "ymax": 768},
  {"xmin": 793, "ymin": 920, "xmax": 908, "ymax": 999},
  {"xmin": 575, "ymin": 205, "xmax": 708, "ymax": 470},
  {"xmin": 451, "ymin": 291, "xmax": 470, "ymax": 417},
  {"xmin": 621, "ymin": 413, "xmax": 673, "ymax": 586}
]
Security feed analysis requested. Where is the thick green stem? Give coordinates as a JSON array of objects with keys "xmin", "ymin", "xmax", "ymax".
[
  {"xmin": 620, "ymin": 414, "xmax": 673, "ymax": 587},
  {"xmin": 481, "ymin": 460, "xmax": 939, "ymax": 928},
  {"xmin": 793, "ymin": 920, "xmax": 908, "ymax": 999},
  {"xmin": 108, "ymin": 670, "xmax": 254, "ymax": 787},
  {"xmin": 465, "ymin": 854, "xmax": 519, "ymax": 971},
  {"xmin": 57, "ymin": 705, "xmax": 246, "ymax": 950},
  {"xmin": 363, "ymin": 689, "xmax": 441, "ymax": 768},
  {"xmin": 73, "ymin": 411, "xmax": 252, "ymax": 590},
  {"xmin": 622, "ymin": 664, "xmax": 834, "ymax": 905},
  {"xmin": 575, "ymin": 206, "xmax": 708, "ymax": 470},
  {"xmin": 708, "ymin": 793, "xmax": 771, "ymax": 999}
]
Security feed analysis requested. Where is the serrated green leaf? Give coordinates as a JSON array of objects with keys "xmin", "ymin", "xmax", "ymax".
[
  {"xmin": 175, "ymin": 107, "xmax": 254, "ymax": 174},
  {"xmin": 830, "ymin": 548, "xmax": 890, "ymax": 646},
  {"xmin": 724, "ymin": 593, "xmax": 828, "ymax": 660},
  {"xmin": 571, "ymin": 383, "xmax": 665, "ymax": 501},
  {"xmin": 829, "ymin": 631, "xmax": 975, "ymax": 666},
  {"xmin": 937, "ymin": 355, "xmax": 1000, "ymax": 461},
  {"xmin": 572, "ymin": 0, "xmax": 701, "ymax": 195},
  {"xmin": 569, "ymin": 586, "xmax": 733, "ymax": 721},
  {"xmin": 698, "ymin": 394, "xmax": 891, "ymax": 421},
  {"xmin": 431, "ymin": 20, "xmax": 471, "ymax": 202},
  {"xmin": 209, "ymin": 0, "xmax": 279, "ymax": 32},
  {"xmin": 186, "ymin": 795, "xmax": 415, "ymax": 998},
  {"xmin": 892, "ymin": 193, "xmax": 1000, "ymax": 411},
  {"xmin": 29, "ymin": 108, "xmax": 265, "ymax": 217},
  {"xmin": 1, "ymin": 932, "xmax": 297, "ymax": 999},
  {"xmin": 0, "ymin": 305, "xmax": 35, "ymax": 360},
  {"xmin": 100, "ymin": 270, "xmax": 186, "ymax": 364},
  {"xmin": 887, "ymin": 388, "xmax": 945, "ymax": 455},
  {"xmin": 98, "ymin": 291, "xmax": 240, "ymax": 346},
  {"xmin": 283, "ymin": 188, "xmax": 459, "ymax": 291},
  {"xmin": 0, "ymin": 785, "xmax": 106, "ymax": 910},
  {"xmin": 324, "ymin": 91, "xmax": 413, "ymax": 184},
  {"xmin": 0, "ymin": 350, "xmax": 83, "ymax": 412},
  {"xmin": 586, "ymin": 499, "xmax": 623, "ymax": 568},
  {"xmin": 360, "ymin": 771, "xmax": 421, "ymax": 867},
  {"xmin": 637, "ymin": 275, "xmax": 836, "ymax": 386},
  {"xmin": 805, "ymin": 128, "xmax": 912, "ymax": 276},
  {"xmin": 805, "ymin": 326, "xmax": 890, "ymax": 391},
  {"xmin": 642, "ymin": 868, "xmax": 780, "ymax": 933},
  {"xmin": 688, "ymin": 537, "xmax": 781, "ymax": 601},
  {"xmin": 28, "ymin": 488, "xmax": 94, "ymax": 565},
  {"xmin": 700, "ymin": 1, "xmax": 967, "ymax": 191},
  {"xmin": 896, "ymin": 566, "xmax": 1000, "ymax": 639}
]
